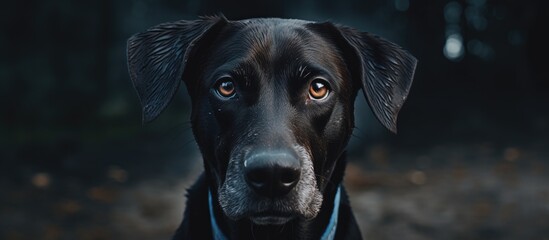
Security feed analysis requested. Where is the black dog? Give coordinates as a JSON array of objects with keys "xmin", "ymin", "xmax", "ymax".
[{"xmin": 127, "ymin": 15, "xmax": 416, "ymax": 240}]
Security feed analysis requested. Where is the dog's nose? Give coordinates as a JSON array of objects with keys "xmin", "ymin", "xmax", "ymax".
[{"xmin": 244, "ymin": 150, "xmax": 301, "ymax": 198}]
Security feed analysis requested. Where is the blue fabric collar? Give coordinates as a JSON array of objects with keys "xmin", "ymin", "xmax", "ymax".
[
  {"xmin": 208, "ymin": 186, "xmax": 341, "ymax": 240},
  {"xmin": 208, "ymin": 190, "xmax": 228, "ymax": 240}
]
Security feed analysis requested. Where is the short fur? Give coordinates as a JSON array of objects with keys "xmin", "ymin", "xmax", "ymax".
[{"xmin": 127, "ymin": 15, "xmax": 416, "ymax": 240}]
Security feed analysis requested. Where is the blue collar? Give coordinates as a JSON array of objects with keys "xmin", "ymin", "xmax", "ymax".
[{"xmin": 208, "ymin": 186, "xmax": 341, "ymax": 240}]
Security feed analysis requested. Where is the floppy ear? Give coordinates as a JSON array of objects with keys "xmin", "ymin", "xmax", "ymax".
[
  {"xmin": 308, "ymin": 23, "xmax": 417, "ymax": 133},
  {"xmin": 127, "ymin": 15, "xmax": 227, "ymax": 123}
]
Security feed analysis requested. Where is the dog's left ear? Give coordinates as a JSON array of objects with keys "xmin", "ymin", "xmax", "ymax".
[
  {"xmin": 127, "ymin": 15, "xmax": 228, "ymax": 123},
  {"xmin": 308, "ymin": 22, "xmax": 417, "ymax": 133}
]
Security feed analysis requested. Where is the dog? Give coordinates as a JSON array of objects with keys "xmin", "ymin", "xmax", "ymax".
[{"xmin": 127, "ymin": 15, "xmax": 416, "ymax": 240}]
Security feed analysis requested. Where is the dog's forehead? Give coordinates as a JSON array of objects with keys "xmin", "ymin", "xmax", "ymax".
[
  {"xmin": 204, "ymin": 18, "xmax": 345, "ymax": 83},
  {"xmin": 233, "ymin": 18, "xmax": 333, "ymax": 59}
]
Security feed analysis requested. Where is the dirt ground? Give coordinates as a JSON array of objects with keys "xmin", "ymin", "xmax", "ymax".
[{"xmin": 2, "ymin": 140, "xmax": 548, "ymax": 240}]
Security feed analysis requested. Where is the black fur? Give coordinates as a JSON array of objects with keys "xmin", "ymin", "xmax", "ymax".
[{"xmin": 127, "ymin": 15, "xmax": 416, "ymax": 240}]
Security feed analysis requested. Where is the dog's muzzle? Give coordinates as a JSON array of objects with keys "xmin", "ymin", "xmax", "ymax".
[{"xmin": 218, "ymin": 144, "xmax": 323, "ymax": 223}]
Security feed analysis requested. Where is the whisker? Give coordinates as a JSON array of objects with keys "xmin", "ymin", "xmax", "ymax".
[
  {"xmin": 251, "ymin": 222, "xmax": 257, "ymax": 240},
  {"xmin": 315, "ymin": 173, "xmax": 336, "ymax": 189},
  {"xmin": 279, "ymin": 223, "xmax": 286, "ymax": 233}
]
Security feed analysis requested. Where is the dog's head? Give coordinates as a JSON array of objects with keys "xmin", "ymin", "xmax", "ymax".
[{"xmin": 127, "ymin": 15, "xmax": 416, "ymax": 225}]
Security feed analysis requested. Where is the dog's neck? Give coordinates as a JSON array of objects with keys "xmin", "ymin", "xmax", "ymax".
[{"xmin": 208, "ymin": 153, "xmax": 348, "ymax": 240}]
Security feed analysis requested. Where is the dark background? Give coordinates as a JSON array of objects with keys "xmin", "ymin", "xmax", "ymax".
[{"xmin": 1, "ymin": 0, "xmax": 548, "ymax": 239}]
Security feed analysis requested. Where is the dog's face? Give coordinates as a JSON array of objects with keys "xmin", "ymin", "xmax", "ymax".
[
  {"xmin": 189, "ymin": 19, "xmax": 357, "ymax": 224},
  {"xmin": 127, "ymin": 16, "xmax": 416, "ymax": 225}
]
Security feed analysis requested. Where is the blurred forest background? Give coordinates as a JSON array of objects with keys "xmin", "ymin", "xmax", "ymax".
[{"xmin": 1, "ymin": 0, "xmax": 548, "ymax": 239}]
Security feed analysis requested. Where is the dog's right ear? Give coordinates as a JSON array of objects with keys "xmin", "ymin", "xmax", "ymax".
[{"xmin": 127, "ymin": 15, "xmax": 227, "ymax": 123}]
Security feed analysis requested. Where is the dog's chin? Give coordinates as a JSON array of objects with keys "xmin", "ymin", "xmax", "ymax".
[{"xmin": 249, "ymin": 213, "xmax": 295, "ymax": 225}]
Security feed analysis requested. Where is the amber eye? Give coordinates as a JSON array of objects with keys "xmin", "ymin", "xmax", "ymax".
[
  {"xmin": 215, "ymin": 77, "xmax": 236, "ymax": 98},
  {"xmin": 309, "ymin": 78, "xmax": 330, "ymax": 100}
]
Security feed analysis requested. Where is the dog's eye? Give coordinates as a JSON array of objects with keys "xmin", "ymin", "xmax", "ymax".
[
  {"xmin": 215, "ymin": 77, "xmax": 236, "ymax": 98},
  {"xmin": 309, "ymin": 78, "xmax": 330, "ymax": 100}
]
